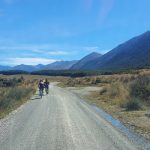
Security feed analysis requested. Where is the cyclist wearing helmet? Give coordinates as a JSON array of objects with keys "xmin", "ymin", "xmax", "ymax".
[{"xmin": 38, "ymin": 80, "xmax": 44, "ymax": 98}]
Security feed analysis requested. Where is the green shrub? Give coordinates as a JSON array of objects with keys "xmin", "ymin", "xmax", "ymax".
[
  {"xmin": 130, "ymin": 75, "xmax": 150, "ymax": 103},
  {"xmin": 125, "ymin": 98, "xmax": 141, "ymax": 111},
  {"xmin": 95, "ymin": 78, "xmax": 102, "ymax": 84},
  {"xmin": 0, "ymin": 77, "xmax": 24, "ymax": 87}
]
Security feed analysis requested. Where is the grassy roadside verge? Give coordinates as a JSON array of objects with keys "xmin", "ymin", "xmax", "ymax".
[
  {"xmin": 0, "ymin": 76, "xmax": 37, "ymax": 119},
  {"xmin": 60, "ymin": 69, "xmax": 150, "ymax": 140},
  {"xmin": 0, "ymin": 75, "xmax": 68, "ymax": 119},
  {"xmin": 86, "ymin": 90, "xmax": 150, "ymax": 140}
]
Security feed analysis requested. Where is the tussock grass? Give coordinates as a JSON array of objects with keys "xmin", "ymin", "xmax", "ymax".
[
  {"xmin": 62, "ymin": 69, "xmax": 150, "ymax": 111},
  {"xmin": 0, "ymin": 76, "xmax": 37, "ymax": 118},
  {"xmin": 97, "ymin": 82, "xmax": 130, "ymax": 109},
  {"xmin": 130, "ymin": 75, "xmax": 150, "ymax": 104},
  {"xmin": 97, "ymin": 74, "xmax": 150, "ymax": 111}
]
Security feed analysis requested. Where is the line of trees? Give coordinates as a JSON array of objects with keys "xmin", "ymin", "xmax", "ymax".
[
  {"xmin": 0, "ymin": 70, "xmax": 28, "ymax": 75},
  {"xmin": 0, "ymin": 68, "xmax": 147, "ymax": 77}
]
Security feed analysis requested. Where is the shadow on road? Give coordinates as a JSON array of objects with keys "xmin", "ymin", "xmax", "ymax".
[{"xmin": 31, "ymin": 97, "xmax": 41, "ymax": 100}]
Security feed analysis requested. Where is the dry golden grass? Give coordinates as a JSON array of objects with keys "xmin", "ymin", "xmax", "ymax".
[{"xmin": 0, "ymin": 76, "xmax": 37, "ymax": 118}]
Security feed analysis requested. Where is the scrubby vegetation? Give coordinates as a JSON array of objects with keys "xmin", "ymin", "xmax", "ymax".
[
  {"xmin": 0, "ymin": 74, "xmax": 68, "ymax": 119},
  {"xmin": 31, "ymin": 70, "xmax": 99, "ymax": 77},
  {"xmin": 62, "ymin": 69, "xmax": 150, "ymax": 111},
  {"xmin": 125, "ymin": 98, "xmax": 141, "ymax": 111},
  {"xmin": 0, "ymin": 76, "xmax": 37, "ymax": 118},
  {"xmin": 31, "ymin": 68, "xmax": 144, "ymax": 77},
  {"xmin": 0, "ymin": 70, "xmax": 28, "ymax": 75},
  {"xmin": 130, "ymin": 75, "xmax": 150, "ymax": 104}
]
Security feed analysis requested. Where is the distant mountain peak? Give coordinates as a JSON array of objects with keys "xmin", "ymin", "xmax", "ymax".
[
  {"xmin": 44, "ymin": 60, "xmax": 78, "ymax": 70},
  {"xmin": 85, "ymin": 52, "xmax": 101, "ymax": 57},
  {"xmin": 70, "ymin": 52, "xmax": 102, "ymax": 70},
  {"xmin": 144, "ymin": 30, "xmax": 150, "ymax": 34},
  {"xmin": 89, "ymin": 52, "xmax": 100, "ymax": 55},
  {"xmin": 76, "ymin": 31, "xmax": 150, "ymax": 70}
]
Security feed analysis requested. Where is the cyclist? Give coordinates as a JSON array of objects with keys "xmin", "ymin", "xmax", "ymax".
[
  {"xmin": 44, "ymin": 79, "xmax": 49, "ymax": 95},
  {"xmin": 38, "ymin": 80, "xmax": 44, "ymax": 98}
]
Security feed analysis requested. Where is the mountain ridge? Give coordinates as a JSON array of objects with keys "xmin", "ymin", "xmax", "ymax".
[
  {"xmin": 44, "ymin": 60, "xmax": 78, "ymax": 70},
  {"xmin": 79, "ymin": 31, "xmax": 150, "ymax": 70},
  {"xmin": 71, "ymin": 52, "xmax": 102, "ymax": 70},
  {"xmin": 0, "ymin": 60, "xmax": 78, "ymax": 72}
]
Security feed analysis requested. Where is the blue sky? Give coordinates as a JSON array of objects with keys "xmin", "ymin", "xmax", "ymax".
[{"xmin": 0, "ymin": 0, "xmax": 150, "ymax": 66}]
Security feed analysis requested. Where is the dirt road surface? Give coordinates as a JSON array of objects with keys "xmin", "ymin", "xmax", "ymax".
[{"xmin": 0, "ymin": 85, "xmax": 140, "ymax": 150}]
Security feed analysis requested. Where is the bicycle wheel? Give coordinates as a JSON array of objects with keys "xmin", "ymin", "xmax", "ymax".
[
  {"xmin": 39, "ymin": 90, "xmax": 43, "ymax": 98},
  {"xmin": 46, "ymin": 88, "xmax": 48, "ymax": 94}
]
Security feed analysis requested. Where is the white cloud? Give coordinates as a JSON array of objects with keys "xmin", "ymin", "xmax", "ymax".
[
  {"xmin": 0, "ymin": 44, "xmax": 51, "ymax": 51},
  {"xmin": 0, "ymin": 44, "xmax": 74, "ymax": 56},
  {"xmin": 97, "ymin": 0, "xmax": 114, "ymax": 25},
  {"xmin": 84, "ymin": 46, "xmax": 110, "ymax": 54},
  {"xmin": 1, "ymin": 58, "xmax": 57, "ymax": 66},
  {"xmin": 84, "ymin": 46, "xmax": 100, "ymax": 51},
  {"xmin": 32, "ymin": 49, "xmax": 72, "ymax": 56},
  {"xmin": 46, "ymin": 51, "xmax": 69, "ymax": 55}
]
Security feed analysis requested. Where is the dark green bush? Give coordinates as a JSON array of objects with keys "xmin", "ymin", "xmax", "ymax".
[
  {"xmin": 95, "ymin": 78, "xmax": 102, "ymax": 83},
  {"xmin": 17, "ymin": 77, "xmax": 24, "ymax": 83},
  {"xmin": 0, "ymin": 77, "xmax": 24, "ymax": 87},
  {"xmin": 130, "ymin": 75, "xmax": 150, "ymax": 103},
  {"xmin": 125, "ymin": 98, "xmax": 141, "ymax": 111}
]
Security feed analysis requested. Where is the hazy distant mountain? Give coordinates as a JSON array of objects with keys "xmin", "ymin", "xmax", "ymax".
[
  {"xmin": 0, "ymin": 65, "xmax": 12, "ymax": 71},
  {"xmin": 10, "ymin": 64, "xmax": 46, "ymax": 72},
  {"xmin": 44, "ymin": 60, "xmax": 78, "ymax": 70},
  {"xmin": 71, "ymin": 52, "xmax": 102, "ymax": 70},
  {"xmin": 12, "ymin": 64, "xmax": 38, "ymax": 72},
  {"xmin": 35, "ymin": 64, "xmax": 45, "ymax": 70},
  {"xmin": 79, "ymin": 31, "xmax": 150, "ymax": 70},
  {"xmin": 0, "ymin": 61, "xmax": 78, "ymax": 72}
]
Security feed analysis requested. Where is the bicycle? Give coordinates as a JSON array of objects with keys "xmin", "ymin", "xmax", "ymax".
[
  {"xmin": 45, "ymin": 88, "xmax": 49, "ymax": 95},
  {"xmin": 39, "ymin": 89, "xmax": 43, "ymax": 98}
]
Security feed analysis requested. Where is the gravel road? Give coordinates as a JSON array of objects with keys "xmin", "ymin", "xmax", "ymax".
[{"xmin": 0, "ymin": 85, "xmax": 140, "ymax": 150}]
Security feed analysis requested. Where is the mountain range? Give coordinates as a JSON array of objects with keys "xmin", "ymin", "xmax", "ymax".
[
  {"xmin": 0, "ymin": 31, "xmax": 150, "ymax": 72},
  {"xmin": 0, "ymin": 61, "xmax": 78, "ymax": 72},
  {"xmin": 0, "ymin": 65, "xmax": 12, "ymax": 71},
  {"xmin": 72, "ymin": 31, "xmax": 150, "ymax": 70}
]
